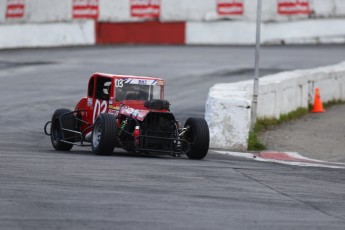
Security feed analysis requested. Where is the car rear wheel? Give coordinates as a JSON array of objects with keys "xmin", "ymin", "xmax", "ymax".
[
  {"xmin": 91, "ymin": 113, "xmax": 119, "ymax": 155},
  {"xmin": 184, "ymin": 117, "xmax": 209, "ymax": 159},
  {"xmin": 51, "ymin": 108, "xmax": 74, "ymax": 151}
]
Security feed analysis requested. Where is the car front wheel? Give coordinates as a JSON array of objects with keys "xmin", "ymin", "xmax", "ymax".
[
  {"xmin": 91, "ymin": 113, "xmax": 119, "ymax": 155},
  {"xmin": 51, "ymin": 108, "xmax": 74, "ymax": 151},
  {"xmin": 184, "ymin": 117, "xmax": 210, "ymax": 160}
]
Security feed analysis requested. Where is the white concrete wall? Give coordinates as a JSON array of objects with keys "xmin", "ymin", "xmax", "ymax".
[
  {"xmin": 160, "ymin": 0, "xmax": 244, "ymax": 22},
  {"xmin": 206, "ymin": 62, "xmax": 345, "ymax": 150},
  {"xmin": 311, "ymin": 0, "xmax": 336, "ymax": 18},
  {"xmin": 0, "ymin": 0, "xmax": 7, "ymax": 23},
  {"xmin": 1, "ymin": 0, "xmax": 28, "ymax": 23},
  {"xmin": 161, "ymin": 0, "xmax": 345, "ymax": 22},
  {"xmin": 305, "ymin": 0, "xmax": 345, "ymax": 18},
  {"xmin": 161, "ymin": 0, "xmax": 311, "ymax": 22},
  {"xmin": 99, "ymin": 0, "xmax": 163, "ymax": 22},
  {"xmin": 206, "ymin": 81, "xmax": 252, "ymax": 150},
  {"xmin": 0, "ymin": 20, "xmax": 95, "ymax": 49},
  {"xmin": 187, "ymin": 21, "xmax": 256, "ymax": 45},
  {"xmin": 161, "ymin": 0, "xmax": 211, "ymax": 21},
  {"xmin": 1, "ymin": 0, "xmax": 345, "ymax": 48},
  {"xmin": 1, "ymin": 0, "xmax": 72, "ymax": 23},
  {"xmin": 99, "ymin": 0, "xmax": 136, "ymax": 22},
  {"xmin": 334, "ymin": 0, "xmax": 345, "ymax": 16},
  {"xmin": 186, "ymin": 19, "xmax": 345, "ymax": 45},
  {"xmin": 1, "ymin": 0, "xmax": 345, "ymax": 24},
  {"xmin": 26, "ymin": 0, "xmax": 71, "ymax": 23}
]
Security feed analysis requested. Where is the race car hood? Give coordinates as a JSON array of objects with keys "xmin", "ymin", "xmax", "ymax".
[{"xmin": 116, "ymin": 100, "xmax": 170, "ymax": 121}]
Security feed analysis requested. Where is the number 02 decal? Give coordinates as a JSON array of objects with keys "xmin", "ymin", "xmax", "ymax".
[
  {"xmin": 115, "ymin": 79, "xmax": 124, "ymax": 88},
  {"xmin": 93, "ymin": 99, "xmax": 108, "ymax": 123}
]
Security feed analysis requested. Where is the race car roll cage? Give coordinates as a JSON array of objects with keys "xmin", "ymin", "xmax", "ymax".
[{"xmin": 44, "ymin": 110, "xmax": 192, "ymax": 156}]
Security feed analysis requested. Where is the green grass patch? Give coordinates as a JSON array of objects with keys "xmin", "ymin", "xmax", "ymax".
[
  {"xmin": 323, "ymin": 99, "xmax": 345, "ymax": 108},
  {"xmin": 247, "ymin": 107, "xmax": 309, "ymax": 151},
  {"xmin": 256, "ymin": 107, "xmax": 309, "ymax": 131},
  {"xmin": 247, "ymin": 131, "xmax": 266, "ymax": 151},
  {"xmin": 248, "ymin": 100, "xmax": 345, "ymax": 151}
]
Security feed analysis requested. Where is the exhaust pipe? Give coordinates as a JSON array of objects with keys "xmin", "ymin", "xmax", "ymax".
[{"xmin": 84, "ymin": 131, "xmax": 92, "ymax": 142}]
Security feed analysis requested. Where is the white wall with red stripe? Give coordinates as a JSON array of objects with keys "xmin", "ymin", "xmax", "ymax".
[
  {"xmin": 2, "ymin": 0, "xmax": 345, "ymax": 23},
  {"xmin": 1, "ymin": 0, "xmax": 345, "ymax": 48}
]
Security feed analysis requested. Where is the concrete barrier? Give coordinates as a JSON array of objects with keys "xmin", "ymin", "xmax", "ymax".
[
  {"xmin": 99, "ymin": 0, "xmax": 135, "ymax": 22},
  {"xmin": 26, "ymin": 0, "xmax": 71, "ymax": 23},
  {"xmin": 1, "ymin": 0, "xmax": 27, "ymax": 23},
  {"xmin": 205, "ymin": 61, "xmax": 345, "ymax": 150},
  {"xmin": 1, "ymin": 1, "xmax": 345, "ymax": 48},
  {"xmin": 99, "ymin": 0, "xmax": 162, "ymax": 22},
  {"xmin": 160, "ymin": 0, "xmax": 214, "ymax": 22},
  {"xmin": 2, "ymin": 18, "xmax": 344, "ymax": 48},
  {"xmin": 335, "ymin": 0, "xmax": 345, "ymax": 16},
  {"xmin": 0, "ymin": 20, "xmax": 95, "ymax": 49},
  {"xmin": 186, "ymin": 19, "xmax": 345, "ymax": 45},
  {"xmin": 311, "ymin": 0, "xmax": 335, "ymax": 17},
  {"xmin": 1, "ymin": 0, "xmax": 345, "ymax": 24},
  {"xmin": 160, "ymin": 0, "xmax": 341, "ymax": 22},
  {"xmin": 0, "ymin": 0, "xmax": 6, "ymax": 23}
]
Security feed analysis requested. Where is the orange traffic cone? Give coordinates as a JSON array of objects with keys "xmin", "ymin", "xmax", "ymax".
[{"xmin": 311, "ymin": 87, "xmax": 325, "ymax": 113}]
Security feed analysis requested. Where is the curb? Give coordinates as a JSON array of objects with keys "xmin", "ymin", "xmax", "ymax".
[{"xmin": 214, "ymin": 150, "xmax": 345, "ymax": 169}]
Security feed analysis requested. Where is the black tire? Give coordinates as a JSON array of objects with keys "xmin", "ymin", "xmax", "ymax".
[
  {"xmin": 91, "ymin": 113, "xmax": 119, "ymax": 156},
  {"xmin": 184, "ymin": 117, "xmax": 210, "ymax": 160},
  {"xmin": 51, "ymin": 108, "xmax": 74, "ymax": 151}
]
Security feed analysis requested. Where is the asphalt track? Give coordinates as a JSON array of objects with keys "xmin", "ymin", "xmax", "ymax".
[{"xmin": 1, "ymin": 45, "xmax": 345, "ymax": 229}]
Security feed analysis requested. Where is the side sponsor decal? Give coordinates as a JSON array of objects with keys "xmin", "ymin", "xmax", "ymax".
[
  {"xmin": 119, "ymin": 106, "xmax": 147, "ymax": 120},
  {"xmin": 109, "ymin": 105, "xmax": 120, "ymax": 116},
  {"xmin": 108, "ymin": 105, "xmax": 119, "ymax": 110},
  {"xmin": 278, "ymin": 0, "xmax": 310, "ymax": 15},
  {"xmin": 121, "ymin": 106, "xmax": 135, "ymax": 115},
  {"xmin": 93, "ymin": 99, "xmax": 107, "ymax": 122},
  {"xmin": 108, "ymin": 109, "xmax": 116, "ymax": 115},
  {"xmin": 73, "ymin": 0, "xmax": 99, "ymax": 19},
  {"xmin": 6, "ymin": 0, "xmax": 25, "ymax": 19},
  {"xmin": 217, "ymin": 0, "xmax": 244, "ymax": 16},
  {"xmin": 130, "ymin": 0, "xmax": 160, "ymax": 19},
  {"xmin": 138, "ymin": 80, "xmax": 147, "ymax": 85}
]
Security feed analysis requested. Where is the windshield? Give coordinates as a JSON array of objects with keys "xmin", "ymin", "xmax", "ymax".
[{"xmin": 115, "ymin": 79, "xmax": 162, "ymax": 102}]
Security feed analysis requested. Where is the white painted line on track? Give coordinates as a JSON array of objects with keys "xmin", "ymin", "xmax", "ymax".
[{"xmin": 214, "ymin": 150, "xmax": 345, "ymax": 169}]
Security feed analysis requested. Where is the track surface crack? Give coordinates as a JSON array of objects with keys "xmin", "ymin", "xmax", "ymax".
[{"xmin": 234, "ymin": 168, "xmax": 345, "ymax": 222}]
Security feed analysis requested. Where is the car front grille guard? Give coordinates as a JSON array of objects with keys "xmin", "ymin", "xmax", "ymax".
[
  {"xmin": 134, "ymin": 134, "xmax": 191, "ymax": 156},
  {"xmin": 130, "ymin": 121, "xmax": 192, "ymax": 156},
  {"xmin": 124, "ymin": 112, "xmax": 193, "ymax": 156}
]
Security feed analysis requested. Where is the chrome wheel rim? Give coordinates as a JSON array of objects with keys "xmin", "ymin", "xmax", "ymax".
[{"xmin": 92, "ymin": 121, "xmax": 102, "ymax": 148}]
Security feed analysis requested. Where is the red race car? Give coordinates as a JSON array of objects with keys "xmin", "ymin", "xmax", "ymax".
[{"xmin": 44, "ymin": 73, "xmax": 209, "ymax": 159}]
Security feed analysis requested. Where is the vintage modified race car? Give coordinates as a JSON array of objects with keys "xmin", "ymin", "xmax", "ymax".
[{"xmin": 44, "ymin": 73, "xmax": 209, "ymax": 159}]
